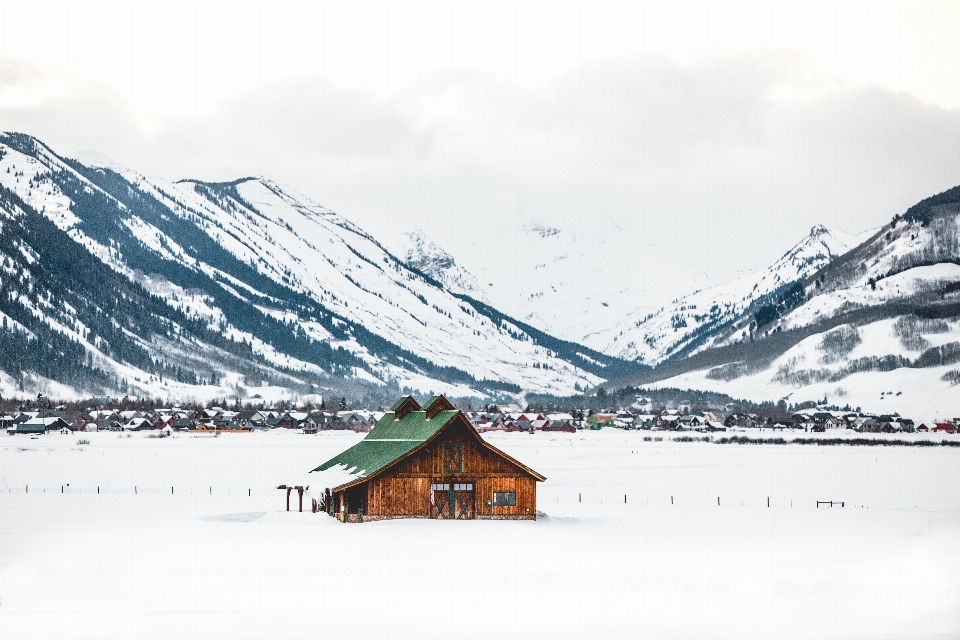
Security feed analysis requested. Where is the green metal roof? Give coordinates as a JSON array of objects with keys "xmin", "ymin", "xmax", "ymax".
[
  {"xmin": 15, "ymin": 423, "xmax": 46, "ymax": 433},
  {"xmin": 311, "ymin": 409, "xmax": 459, "ymax": 485}
]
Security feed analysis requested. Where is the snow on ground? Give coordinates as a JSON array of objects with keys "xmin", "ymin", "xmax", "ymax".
[{"xmin": 2, "ymin": 429, "xmax": 959, "ymax": 639}]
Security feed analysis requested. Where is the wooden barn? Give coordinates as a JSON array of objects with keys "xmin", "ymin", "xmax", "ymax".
[{"xmin": 312, "ymin": 394, "xmax": 545, "ymax": 522}]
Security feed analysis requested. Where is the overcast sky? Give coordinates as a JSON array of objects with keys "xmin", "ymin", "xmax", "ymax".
[{"xmin": 2, "ymin": 1, "xmax": 960, "ymax": 279}]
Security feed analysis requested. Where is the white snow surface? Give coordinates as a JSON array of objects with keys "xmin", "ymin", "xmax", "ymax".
[{"xmin": 2, "ymin": 428, "xmax": 959, "ymax": 639}]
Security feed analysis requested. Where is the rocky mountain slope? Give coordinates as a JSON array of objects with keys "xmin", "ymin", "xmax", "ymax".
[
  {"xmin": 0, "ymin": 133, "xmax": 640, "ymax": 402},
  {"xmin": 396, "ymin": 218, "xmax": 718, "ymax": 350},
  {"xmin": 600, "ymin": 186, "xmax": 960, "ymax": 417},
  {"xmin": 584, "ymin": 225, "xmax": 871, "ymax": 365}
]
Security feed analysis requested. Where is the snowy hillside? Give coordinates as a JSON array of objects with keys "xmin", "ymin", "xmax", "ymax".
[
  {"xmin": 601, "ymin": 187, "xmax": 960, "ymax": 416},
  {"xmin": 0, "ymin": 133, "xmax": 640, "ymax": 401},
  {"xmin": 419, "ymin": 218, "xmax": 716, "ymax": 347},
  {"xmin": 387, "ymin": 228, "xmax": 487, "ymax": 301},
  {"xmin": 584, "ymin": 225, "xmax": 870, "ymax": 365}
]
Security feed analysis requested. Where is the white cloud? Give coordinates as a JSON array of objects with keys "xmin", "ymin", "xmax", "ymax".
[{"xmin": 2, "ymin": 45, "xmax": 959, "ymax": 289}]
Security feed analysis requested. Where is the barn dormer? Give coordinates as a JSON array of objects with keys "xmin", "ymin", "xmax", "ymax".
[
  {"xmin": 424, "ymin": 394, "xmax": 454, "ymax": 419},
  {"xmin": 391, "ymin": 395, "xmax": 421, "ymax": 420}
]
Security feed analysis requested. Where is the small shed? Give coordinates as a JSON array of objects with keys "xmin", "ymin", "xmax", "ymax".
[{"xmin": 312, "ymin": 394, "xmax": 545, "ymax": 522}]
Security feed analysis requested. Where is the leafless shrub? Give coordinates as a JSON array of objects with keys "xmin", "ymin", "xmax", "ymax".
[
  {"xmin": 943, "ymin": 370, "xmax": 960, "ymax": 385},
  {"xmin": 774, "ymin": 355, "xmax": 912, "ymax": 386},
  {"xmin": 76, "ymin": 439, "xmax": 90, "ymax": 445},
  {"xmin": 915, "ymin": 342, "xmax": 960, "ymax": 368},
  {"xmin": 893, "ymin": 315, "xmax": 950, "ymax": 351},
  {"xmin": 818, "ymin": 325, "xmax": 861, "ymax": 363},
  {"xmin": 706, "ymin": 360, "xmax": 766, "ymax": 381}
]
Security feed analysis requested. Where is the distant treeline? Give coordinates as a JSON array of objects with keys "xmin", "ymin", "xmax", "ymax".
[{"xmin": 701, "ymin": 436, "xmax": 960, "ymax": 448}]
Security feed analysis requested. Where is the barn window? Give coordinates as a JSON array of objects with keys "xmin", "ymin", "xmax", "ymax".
[
  {"xmin": 453, "ymin": 483, "xmax": 473, "ymax": 491},
  {"xmin": 431, "ymin": 483, "xmax": 450, "ymax": 491},
  {"xmin": 493, "ymin": 491, "xmax": 516, "ymax": 506},
  {"xmin": 443, "ymin": 443, "xmax": 463, "ymax": 473}
]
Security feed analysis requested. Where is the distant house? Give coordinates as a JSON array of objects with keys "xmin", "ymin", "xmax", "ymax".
[
  {"xmin": 6, "ymin": 417, "xmax": 70, "ymax": 435},
  {"xmin": 916, "ymin": 423, "xmax": 930, "ymax": 432},
  {"xmin": 542, "ymin": 419, "xmax": 576, "ymax": 433},
  {"xmin": 312, "ymin": 395, "xmax": 545, "ymax": 522},
  {"xmin": 123, "ymin": 418, "xmax": 154, "ymax": 431},
  {"xmin": 657, "ymin": 415, "xmax": 679, "ymax": 430},
  {"xmin": 634, "ymin": 415, "xmax": 656, "ymax": 429},
  {"xmin": 237, "ymin": 410, "xmax": 266, "ymax": 426},
  {"xmin": 220, "ymin": 420, "xmax": 252, "ymax": 433},
  {"xmin": 933, "ymin": 423, "xmax": 956, "ymax": 433},
  {"xmin": 171, "ymin": 418, "xmax": 194, "ymax": 431},
  {"xmin": 7, "ymin": 421, "xmax": 45, "ymax": 435},
  {"xmin": 824, "ymin": 417, "xmax": 846, "ymax": 430}
]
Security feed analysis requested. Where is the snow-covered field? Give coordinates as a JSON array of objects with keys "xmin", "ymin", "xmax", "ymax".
[{"xmin": 2, "ymin": 429, "xmax": 959, "ymax": 639}]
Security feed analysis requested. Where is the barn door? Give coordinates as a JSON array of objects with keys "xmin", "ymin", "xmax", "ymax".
[{"xmin": 431, "ymin": 482, "xmax": 475, "ymax": 519}]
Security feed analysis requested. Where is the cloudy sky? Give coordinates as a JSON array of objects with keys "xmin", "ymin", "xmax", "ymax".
[{"xmin": 2, "ymin": 1, "xmax": 960, "ymax": 282}]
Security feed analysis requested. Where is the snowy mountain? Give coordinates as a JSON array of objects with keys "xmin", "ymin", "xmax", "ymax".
[
  {"xmin": 422, "ymin": 217, "xmax": 716, "ymax": 348},
  {"xmin": 585, "ymin": 225, "xmax": 872, "ymax": 365},
  {"xmin": 388, "ymin": 228, "xmax": 487, "ymax": 301},
  {"xmin": 601, "ymin": 186, "xmax": 960, "ymax": 417},
  {"xmin": 0, "ymin": 133, "xmax": 641, "ymax": 402}
]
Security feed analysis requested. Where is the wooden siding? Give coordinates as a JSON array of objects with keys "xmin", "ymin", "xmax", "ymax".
[{"xmin": 348, "ymin": 415, "xmax": 538, "ymax": 518}]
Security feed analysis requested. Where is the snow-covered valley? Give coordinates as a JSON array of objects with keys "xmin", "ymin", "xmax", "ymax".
[{"xmin": 2, "ymin": 429, "xmax": 958, "ymax": 639}]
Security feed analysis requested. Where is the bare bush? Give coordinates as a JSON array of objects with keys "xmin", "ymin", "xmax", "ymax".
[
  {"xmin": 818, "ymin": 325, "xmax": 861, "ymax": 363},
  {"xmin": 76, "ymin": 439, "xmax": 90, "ymax": 445},
  {"xmin": 893, "ymin": 315, "xmax": 950, "ymax": 351},
  {"xmin": 706, "ymin": 360, "xmax": 767, "ymax": 381},
  {"xmin": 774, "ymin": 355, "xmax": 912, "ymax": 386},
  {"xmin": 915, "ymin": 342, "xmax": 960, "ymax": 368},
  {"xmin": 941, "ymin": 369, "xmax": 960, "ymax": 385}
]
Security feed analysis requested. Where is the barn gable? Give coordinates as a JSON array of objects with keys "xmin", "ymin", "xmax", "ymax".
[
  {"xmin": 424, "ymin": 394, "xmax": 454, "ymax": 419},
  {"xmin": 390, "ymin": 395, "xmax": 421, "ymax": 420}
]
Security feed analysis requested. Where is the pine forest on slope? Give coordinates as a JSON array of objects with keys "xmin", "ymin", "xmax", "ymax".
[{"xmin": 0, "ymin": 133, "xmax": 641, "ymax": 402}]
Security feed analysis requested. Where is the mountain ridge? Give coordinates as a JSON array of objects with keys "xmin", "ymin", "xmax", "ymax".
[
  {"xmin": 0, "ymin": 132, "xmax": 641, "ymax": 402},
  {"xmin": 598, "ymin": 193, "xmax": 960, "ymax": 417}
]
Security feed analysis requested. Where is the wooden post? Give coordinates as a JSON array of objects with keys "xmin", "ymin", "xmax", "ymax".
[
  {"xmin": 286, "ymin": 487, "xmax": 292, "ymax": 511},
  {"xmin": 297, "ymin": 486, "xmax": 304, "ymax": 512}
]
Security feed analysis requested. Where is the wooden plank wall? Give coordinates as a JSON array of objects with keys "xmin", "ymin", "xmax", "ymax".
[{"xmin": 363, "ymin": 416, "xmax": 538, "ymax": 517}]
